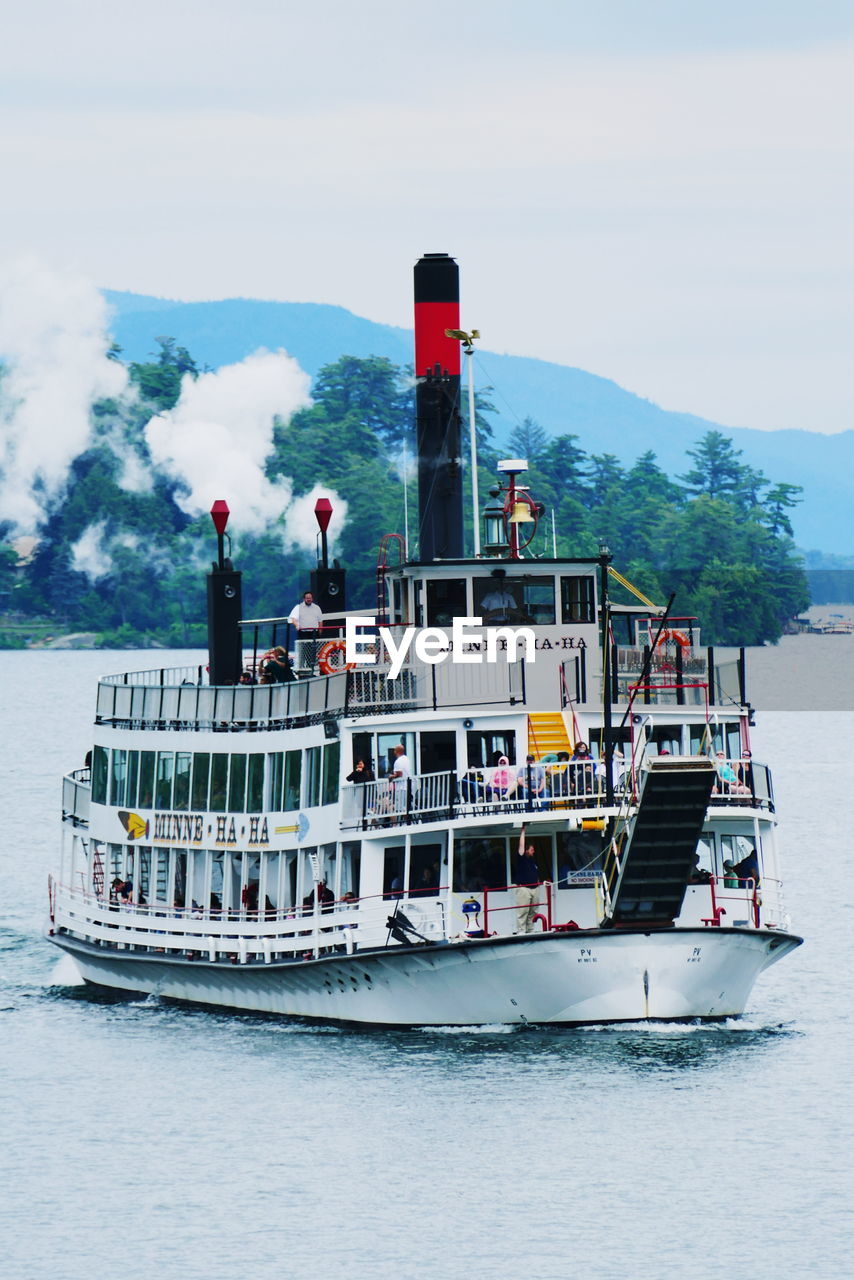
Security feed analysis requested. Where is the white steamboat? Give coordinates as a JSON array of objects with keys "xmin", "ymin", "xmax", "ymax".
[{"xmin": 47, "ymin": 254, "xmax": 801, "ymax": 1025}]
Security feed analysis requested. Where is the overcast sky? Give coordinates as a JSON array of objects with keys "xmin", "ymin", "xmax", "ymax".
[{"xmin": 1, "ymin": 0, "xmax": 852, "ymax": 433}]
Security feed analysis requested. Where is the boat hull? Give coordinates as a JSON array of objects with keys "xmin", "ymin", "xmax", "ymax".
[{"xmin": 49, "ymin": 927, "xmax": 802, "ymax": 1026}]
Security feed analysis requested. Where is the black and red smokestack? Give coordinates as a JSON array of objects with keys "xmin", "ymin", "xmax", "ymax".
[{"xmin": 414, "ymin": 253, "xmax": 463, "ymax": 562}]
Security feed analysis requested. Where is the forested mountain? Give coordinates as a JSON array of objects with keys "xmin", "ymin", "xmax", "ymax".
[
  {"xmin": 104, "ymin": 291, "xmax": 853, "ymax": 556},
  {"xmin": 0, "ymin": 341, "xmax": 808, "ymax": 648}
]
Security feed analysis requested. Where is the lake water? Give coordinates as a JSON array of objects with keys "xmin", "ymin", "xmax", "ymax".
[{"xmin": 0, "ymin": 650, "xmax": 851, "ymax": 1280}]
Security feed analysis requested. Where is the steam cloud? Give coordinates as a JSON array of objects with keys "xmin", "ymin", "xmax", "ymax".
[
  {"xmin": 143, "ymin": 351, "xmax": 347, "ymax": 545},
  {"xmin": 1, "ymin": 260, "xmax": 349, "ymax": 566},
  {"xmin": 0, "ymin": 256, "xmax": 128, "ymax": 532}
]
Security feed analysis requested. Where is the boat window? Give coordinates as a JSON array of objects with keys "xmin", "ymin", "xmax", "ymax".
[
  {"xmin": 419, "ymin": 731, "xmax": 456, "ymax": 775},
  {"xmin": 91, "ymin": 746, "xmax": 108, "ymax": 805},
  {"xmin": 110, "ymin": 750, "xmax": 127, "ymax": 806},
  {"xmin": 284, "ymin": 751, "xmax": 302, "ymax": 811},
  {"xmin": 720, "ymin": 834, "xmax": 757, "ymax": 873},
  {"xmin": 247, "ymin": 754, "xmax": 264, "ymax": 813},
  {"xmin": 409, "ymin": 843, "xmax": 443, "ymax": 897},
  {"xmin": 453, "ymin": 837, "xmax": 507, "ymax": 892},
  {"xmin": 526, "ymin": 834, "xmax": 553, "ymax": 884},
  {"xmin": 377, "ymin": 732, "xmax": 416, "ymax": 778},
  {"xmin": 708, "ymin": 723, "xmax": 741, "ymax": 759},
  {"xmin": 556, "ymin": 831, "xmax": 604, "ymax": 884},
  {"xmin": 228, "ymin": 754, "xmax": 247, "ymax": 812},
  {"xmin": 174, "ymin": 752, "xmax": 191, "ymax": 811},
  {"xmin": 299, "ymin": 848, "xmax": 317, "ymax": 904},
  {"xmin": 649, "ymin": 727, "xmax": 682, "ymax": 756},
  {"xmin": 561, "ymin": 575, "xmax": 595, "ymax": 624},
  {"xmin": 352, "ymin": 732, "xmax": 374, "ymax": 776},
  {"xmin": 696, "ymin": 835, "xmax": 715, "ymax": 877},
  {"xmin": 138, "ymin": 752, "xmax": 155, "ymax": 809},
  {"xmin": 466, "ymin": 731, "xmax": 515, "ymax": 769},
  {"xmin": 304, "ymin": 747, "xmax": 322, "ymax": 807},
  {"xmin": 151, "ymin": 848, "xmax": 170, "ymax": 904},
  {"xmin": 322, "ymin": 741, "xmax": 340, "ymax": 805},
  {"xmin": 186, "ymin": 848, "xmax": 205, "ymax": 911},
  {"xmin": 473, "ymin": 576, "xmax": 555, "ymax": 625},
  {"xmin": 210, "ymin": 853, "xmax": 223, "ymax": 911},
  {"xmin": 137, "ymin": 847, "xmax": 151, "ymax": 904},
  {"xmin": 322, "ymin": 844, "xmax": 337, "ymax": 895},
  {"xmin": 689, "ymin": 725, "xmax": 714, "ymax": 757},
  {"xmin": 191, "ymin": 753, "xmax": 210, "ymax": 811},
  {"xmin": 209, "ymin": 754, "xmax": 229, "ymax": 812},
  {"xmin": 426, "ymin": 578, "xmax": 468, "ymax": 625},
  {"xmin": 155, "ymin": 751, "xmax": 174, "ymax": 810},
  {"xmin": 391, "ymin": 578, "xmax": 406, "ymax": 625},
  {"xmin": 341, "ymin": 842, "xmax": 361, "ymax": 897},
  {"xmin": 383, "ymin": 845, "xmax": 405, "ymax": 899},
  {"xmin": 108, "ymin": 843, "xmax": 122, "ymax": 884},
  {"xmin": 126, "ymin": 750, "xmax": 139, "ymax": 809},
  {"xmin": 269, "ymin": 752, "xmax": 284, "ymax": 810}
]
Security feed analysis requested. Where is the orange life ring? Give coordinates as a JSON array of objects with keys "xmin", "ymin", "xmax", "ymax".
[
  {"xmin": 317, "ymin": 640, "xmax": 355, "ymax": 675},
  {"xmin": 656, "ymin": 628, "xmax": 690, "ymax": 650}
]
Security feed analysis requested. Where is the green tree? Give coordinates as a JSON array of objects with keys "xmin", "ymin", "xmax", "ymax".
[
  {"xmin": 129, "ymin": 336, "xmax": 198, "ymax": 411},
  {"xmin": 508, "ymin": 416, "xmax": 549, "ymax": 467}
]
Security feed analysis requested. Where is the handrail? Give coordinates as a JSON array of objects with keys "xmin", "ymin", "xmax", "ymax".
[{"xmin": 52, "ymin": 880, "xmax": 450, "ymax": 959}]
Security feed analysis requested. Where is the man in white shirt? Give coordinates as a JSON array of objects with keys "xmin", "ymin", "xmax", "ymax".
[
  {"xmin": 289, "ymin": 591, "xmax": 323, "ymax": 632},
  {"xmin": 390, "ymin": 743, "xmax": 411, "ymax": 813},
  {"xmin": 289, "ymin": 590, "xmax": 323, "ymax": 670},
  {"xmin": 479, "ymin": 571, "xmax": 518, "ymax": 622}
]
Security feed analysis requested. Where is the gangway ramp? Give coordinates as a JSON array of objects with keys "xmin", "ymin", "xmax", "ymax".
[{"xmin": 604, "ymin": 757, "xmax": 716, "ymax": 927}]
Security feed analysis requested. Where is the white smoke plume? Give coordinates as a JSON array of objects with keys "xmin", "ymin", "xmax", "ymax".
[
  {"xmin": 144, "ymin": 351, "xmax": 346, "ymax": 543},
  {"xmin": 284, "ymin": 483, "xmax": 348, "ymax": 552},
  {"xmin": 70, "ymin": 520, "xmax": 112, "ymax": 581},
  {"xmin": 0, "ymin": 256, "xmax": 128, "ymax": 533},
  {"xmin": 71, "ymin": 524, "xmax": 148, "ymax": 582}
]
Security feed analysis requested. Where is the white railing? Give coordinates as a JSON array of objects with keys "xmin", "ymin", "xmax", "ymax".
[
  {"xmin": 710, "ymin": 759, "xmax": 773, "ymax": 809},
  {"xmin": 340, "ymin": 770, "xmax": 455, "ymax": 827},
  {"xmin": 53, "ymin": 883, "xmax": 449, "ymax": 962},
  {"xmin": 340, "ymin": 762, "xmax": 618, "ymax": 831},
  {"xmin": 62, "ymin": 769, "xmax": 90, "ymax": 826},
  {"xmin": 96, "ymin": 670, "xmax": 350, "ymax": 729}
]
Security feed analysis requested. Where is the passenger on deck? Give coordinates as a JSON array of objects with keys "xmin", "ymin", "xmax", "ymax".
[
  {"xmin": 487, "ymin": 755, "xmax": 516, "ymax": 802},
  {"xmin": 713, "ymin": 751, "xmax": 743, "ymax": 795},
  {"xmin": 262, "ymin": 646, "xmax": 296, "ymax": 683},
  {"xmin": 289, "ymin": 591, "xmax": 323, "ymax": 671},
  {"xmin": 547, "ymin": 751, "xmax": 570, "ymax": 800},
  {"xmin": 303, "ymin": 880, "xmax": 335, "ymax": 912},
  {"xmin": 346, "ymin": 759, "xmax": 375, "ymax": 783},
  {"xmin": 389, "ymin": 744, "xmax": 411, "ymax": 812},
  {"xmin": 732, "ymin": 850, "xmax": 760, "ymax": 886},
  {"xmin": 513, "ymin": 825, "xmax": 540, "ymax": 934},
  {"xmin": 516, "ymin": 755, "xmax": 546, "ymax": 809},
  {"xmin": 571, "ymin": 742, "xmax": 595, "ymax": 796},
  {"xmin": 737, "ymin": 750, "xmax": 755, "ymax": 793}
]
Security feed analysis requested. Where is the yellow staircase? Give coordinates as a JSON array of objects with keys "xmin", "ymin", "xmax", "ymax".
[{"xmin": 527, "ymin": 712, "xmax": 574, "ymax": 760}]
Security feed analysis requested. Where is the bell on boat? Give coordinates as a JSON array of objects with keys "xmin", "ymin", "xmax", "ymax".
[{"xmin": 508, "ymin": 501, "xmax": 534, "ymax": 524}]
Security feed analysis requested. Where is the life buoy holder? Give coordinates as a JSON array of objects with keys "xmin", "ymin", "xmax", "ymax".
[
  {"xmin": 317, "ymin": 640, "xmax": 356, "ymax": 675},
  {"xmin": 655, "ymin": 628, "xmax": 690, "ymax": 650}
]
